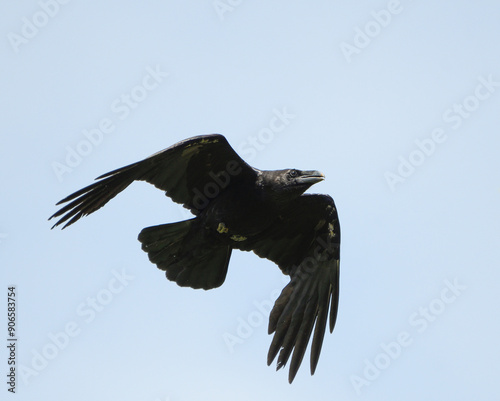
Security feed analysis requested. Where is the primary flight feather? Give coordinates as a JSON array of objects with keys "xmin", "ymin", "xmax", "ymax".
[{"xmin": 49, "ymin": 134, "xmax": 340, "ymax": 383}]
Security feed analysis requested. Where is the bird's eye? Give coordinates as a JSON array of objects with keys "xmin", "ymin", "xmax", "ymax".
[{"xmin": 289, "ymin": 170, "xmax": 298, "ymax": 178}]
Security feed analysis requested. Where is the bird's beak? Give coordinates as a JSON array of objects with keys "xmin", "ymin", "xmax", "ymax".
[{"xmin": 296, "ymin": 170, "xmax": 325, "ymax": 186}]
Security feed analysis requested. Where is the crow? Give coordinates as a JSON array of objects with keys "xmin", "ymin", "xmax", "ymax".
[{"xmin": 49, "ymin": 134, "xmax": 340, "ymax": 383}]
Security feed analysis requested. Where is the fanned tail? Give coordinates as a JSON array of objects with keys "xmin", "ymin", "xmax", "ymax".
[{"xmin": 138, "ymin": 219, "xmax": 232, "ymax": 290}]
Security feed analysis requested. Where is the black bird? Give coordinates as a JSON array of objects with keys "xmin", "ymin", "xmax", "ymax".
[{"xmin": 49, "ymin": 134, "xmax": 340, "ymax": 383}]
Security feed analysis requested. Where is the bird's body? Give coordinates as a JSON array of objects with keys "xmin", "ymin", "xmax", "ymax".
[
  {"xmin": 200, "ymin": 179, "xmax": 274, "ymax": 239},
  {"xmin": 49, "ymin": 134, "xmax": 340, "ymax": 383}
]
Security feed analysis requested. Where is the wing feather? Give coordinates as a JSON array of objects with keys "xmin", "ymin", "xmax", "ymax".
[
  {"xmin": 49, "ymin": 134, "xmax": 257, "ymax": 229},
  {"xmin": 237, "ymin": 194, "xmax": 340, "ymax": 383}
]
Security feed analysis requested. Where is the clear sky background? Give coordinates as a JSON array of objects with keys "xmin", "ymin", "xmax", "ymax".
[{"xmin": 1, "ymin": 1, "xmax": 500, "ymax": 400}]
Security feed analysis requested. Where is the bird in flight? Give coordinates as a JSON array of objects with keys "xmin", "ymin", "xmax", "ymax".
[{"xmin": 49, "ymin": 134, "xmax": 340, "ymax": 383}]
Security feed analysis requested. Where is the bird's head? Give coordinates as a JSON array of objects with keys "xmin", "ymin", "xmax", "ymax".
[{"xmin": 259, "ymin": 169, "xmax": 325, "ymax": 205}]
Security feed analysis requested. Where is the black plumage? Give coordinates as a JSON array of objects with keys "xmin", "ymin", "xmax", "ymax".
[{"xmin": 49, "ymin": 134, "xmax": 340, "ymax": 383}]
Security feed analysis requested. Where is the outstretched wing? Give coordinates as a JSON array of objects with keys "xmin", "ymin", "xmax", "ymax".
[
  {"xmin": 236, "ymin": 194, "xmax": 340, "ymax": 383},
  {"xmin": 49, "ymin": 134, "xmax": 257, "ymax": 229}
]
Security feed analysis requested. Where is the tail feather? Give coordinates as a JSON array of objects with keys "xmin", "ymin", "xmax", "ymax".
[{"xmin": 138, "ymin": 219, "xmax": 232, "ymax": 290}]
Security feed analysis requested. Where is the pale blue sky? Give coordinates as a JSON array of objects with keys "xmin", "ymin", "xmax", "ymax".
[{"xmin": 1, "ymin": 1, "xmax": 500, "ymax": 400}]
